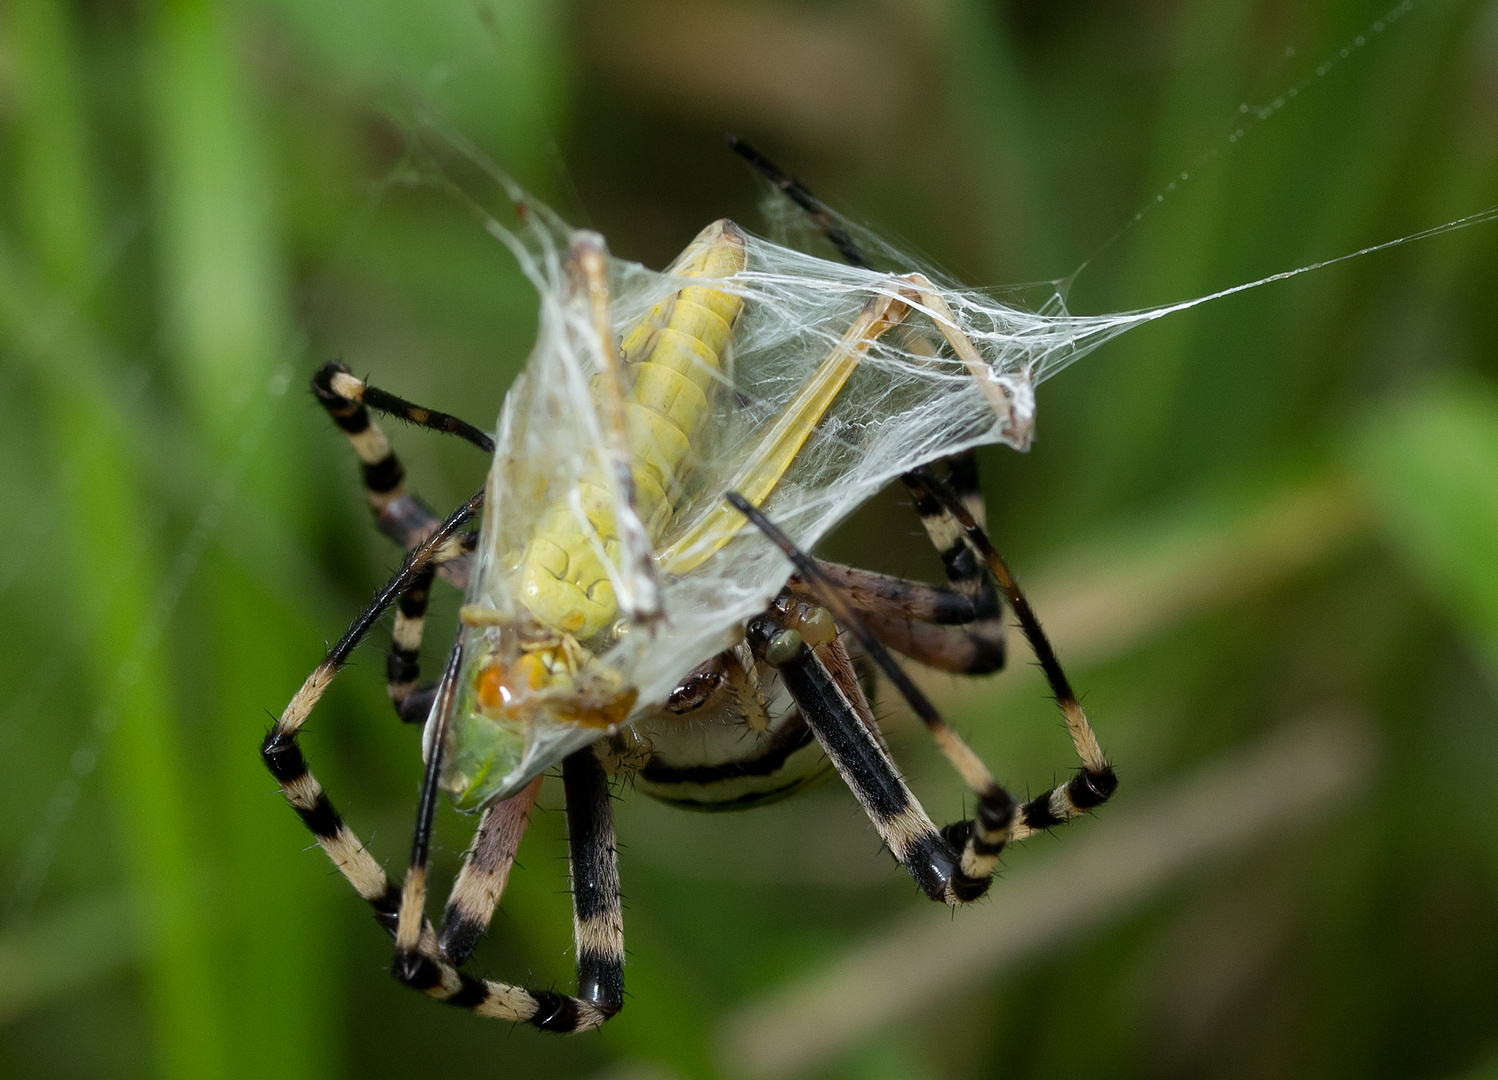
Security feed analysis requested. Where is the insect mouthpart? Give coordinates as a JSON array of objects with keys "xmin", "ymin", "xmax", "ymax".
[{"xmin": 438, "ymin": 617, "xmax": 638, "ymax": 812}]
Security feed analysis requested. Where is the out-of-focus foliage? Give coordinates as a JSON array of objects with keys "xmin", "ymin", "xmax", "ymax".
[{"xmin": 1, "ymin": 1, "xmax": 1495, "ymax": 1079}]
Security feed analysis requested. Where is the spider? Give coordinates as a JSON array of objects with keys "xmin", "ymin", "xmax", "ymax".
[{"xmin": 261, "ymin": 142, "xmax": 1117, "ymax": 1032}]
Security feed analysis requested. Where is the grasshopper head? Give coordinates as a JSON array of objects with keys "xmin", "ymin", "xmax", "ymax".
[{"xmin": 437, "ymin": 614, "xmax": 637, "ymax": 811}]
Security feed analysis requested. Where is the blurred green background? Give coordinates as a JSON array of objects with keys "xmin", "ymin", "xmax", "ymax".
[{"xmin": 3, "ymin": 0, "xmax": 1498, "ymax": 1078}]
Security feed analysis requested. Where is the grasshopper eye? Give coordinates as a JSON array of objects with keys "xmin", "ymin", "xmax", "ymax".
[{"xmin": 474, "ymin": 654, "xmax": 546, "ymax": 711}]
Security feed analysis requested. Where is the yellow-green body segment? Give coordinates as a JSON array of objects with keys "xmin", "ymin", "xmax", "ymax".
[{"xmin": 517, "ymin": 221, "xmax": 747, "ymax": 639}]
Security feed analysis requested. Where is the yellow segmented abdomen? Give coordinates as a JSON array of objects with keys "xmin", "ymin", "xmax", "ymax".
[{"xmin": 518, "ymin": 221, "xmax": 747, "ymax": 638}]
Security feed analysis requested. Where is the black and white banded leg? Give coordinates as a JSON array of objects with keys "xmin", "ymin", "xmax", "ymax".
[
  {"xmin": 312, "ymin": 359, "xmax": 489, "ymax": 559},
  {"xmin": 313, "ymin": 360, "xmax": 489, "ymax": 720},
  {"xmin": 263, "ymin": 491, "xmax": 625, "ymax": 1032},
  {"xmin": 381, "ymin": 525, "xmax": 478, "ymax": 726},
  {"xmin": 748, "ymin": 614, "xmax": 964, "ymax": 899},
  {"xmin": 895, "ymin": 451, "xmax": 1007, "ymax": 671},
  {"xmin": 735, "ymin": 495, "xmax": 1012, "ymax": 902},
  {"xmin": 902, "ymin": 468, "xmax": 1117, "ymax": 838},
  {"xmin": 437, "ymin": 775, "xmax": 542, "ymax": 966},
  {"xmin": 428, "ymin": 759, "xmax": 623, "ymax": 1018},
  {"xmin": 262, "ymin": 493, "xmax": 483, "ymax": 936},
  {"xmin": 386, "ymin": 565, "xmax": 440, "ymax": 725},
  {"xmin": 388, "ymin": 643, "xmax": 623, "ymax": 1031},
  {"xmin": 788, "ymin": 553, "xmax": 1006, "ymax": 676},
  {"xmin": 731, "ymin": 492, "xmax": 1116, "ymax": 904}
]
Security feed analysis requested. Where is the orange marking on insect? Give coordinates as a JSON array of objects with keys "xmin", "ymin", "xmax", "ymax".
[{"xmin": 475, "ymin": 655, "xmax": 548, "ymax": 711}]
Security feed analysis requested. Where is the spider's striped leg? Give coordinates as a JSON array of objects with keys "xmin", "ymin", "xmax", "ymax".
[
  {"xmin": 558, "ymin": 748, "xmax": 625, "ymax": 1016},
  {"xmin": 728, "ymin": 142, "xmax": 1082, "ymax": 842},
  {"xmin": 734, "ymin": 495, "xmax": 1007, "ymax": 902},
  {"xmin": 432, "ymin": 746, "xmax": 625, "ymax": 1017},
  {"xmin": 389, "ymin": 650, "xmax": 623, "ymax": 1031},
  {"xmin": 311, "ymin": 359, "xmax": 485, "ymax": 585},
  {"xmin": 436, "ymin": 777, "xmax": 543, "ymax": 966},
  {"xmin": 261, "ymin": 492, "xmax": 482, "ymax": 933},
  {"xmin": 384, "ymin": 527, "xmax": 479, "ymax": 725},
  {"xmin": 748, "ymin": 607, "xmax": 972, "ymax": 902},
  {"xmin": 313, "ymin": 359, "xmax": 496, "ymax": 451},
  {"xmin": 902, "ymin": 468, "xmax": 1117, "ymax": 840},
  {"xmin": 735, "ymin": 492, "xmax": 1113, "ymax": 902},
  {"xmin": 312, "ymin": 360, "xmax": 490, "ymax": 719},
  {"xmin": 889, "ymin": 451, "xmax": 1008, "ymax": 672},
  {"xmin": 386, "ymin": 565, "xmax": 438, "ymax": 725},
  {"xmin": 787, "ymin": 559, "xmax": 1005, "ymax": 675}
]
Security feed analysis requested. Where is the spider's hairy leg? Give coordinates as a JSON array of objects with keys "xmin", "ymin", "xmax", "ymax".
[
  {"xmin": 559, "ymin": 748, "xmax": 625, "ymax": 1016},
  {"xmin": 313, "ymin": 358, "xmax": 495, "ymax": 452},
  {"xmin": 388, "ymin": 649, "xmax": 622, "ymax": 1031},
  {"xmin": 734, "ymin": 492, "xmax": 1113, "ymax": 902},
  {"xmin": 437, "ymin": 777, "xmax": 542, "ymax": 965},
  {"xmin": 820, "ymin": 453, "xmax": 1007, "ymax": 675},
  {"xmin": 904, "ymin": 452, "xmax": 997, "ymax": 609},
  {"xmin": 903, "ymin": 468, "xmax": 1118, "ymax": 837},
  {"xmin": 791, "ymin": 561, "xmax": 1005, "ymax": 675},
  {"xmin": 311, "ymin": 360, "xmax": 490, "ymax": 719},
  {"xmin": 386, "ymin": 565, "xmax": 437, "ymax": 724},
  {"xmin": 746, "ymin": 604, "xmax": 968, "ymax": 902},
  {"xmin": 261, "ymin": 493, "xmax": 482, "ymax": 929},
  {"xmin": 311, "ymin": 359, "xmax": 488, "ymax": 565},
  {"xmin": 386, "ymin": 526, "xmax": 480, "ymax": 724},
  {"xmin": 430, "ymin": 753, "xmax": 626, "ymax": 1020}
]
